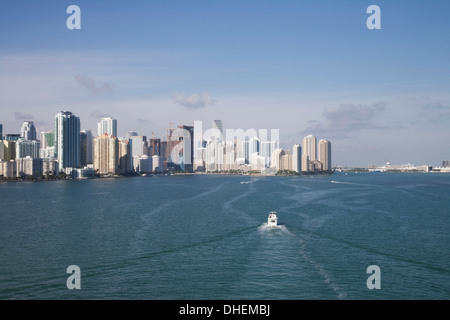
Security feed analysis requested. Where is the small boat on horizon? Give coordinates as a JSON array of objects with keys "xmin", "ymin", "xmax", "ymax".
[{"xmin": 267, "ymin": 211, "xmax": 278, "ymax": 227}]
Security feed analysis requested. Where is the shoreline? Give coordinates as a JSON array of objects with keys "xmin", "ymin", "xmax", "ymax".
[{"xmin": 2, "ymin": 170, "xmax": 450, "ymax": 183}]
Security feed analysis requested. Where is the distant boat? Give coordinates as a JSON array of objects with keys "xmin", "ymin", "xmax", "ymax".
[
  {"xmin": 267, "ymin": 211, "xmax": 278, "ymax": 227},
  {"xmin": 240, "ymin": 181, "xmax": 248, "ymax": 184}
]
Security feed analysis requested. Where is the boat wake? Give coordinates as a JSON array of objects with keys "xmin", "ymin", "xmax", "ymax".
[{"xmin": 258, "ymin": 223, "xmax": 289, "ymax": 233}]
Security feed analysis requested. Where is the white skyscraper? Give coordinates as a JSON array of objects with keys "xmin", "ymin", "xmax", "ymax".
[
  {"xmin": 21, "ymin": 121, "xmax": 37, "ymax": 141},
  {"xmin": 318, "ymin": 139, "xmax": 332, "ymax": 172},
  {"xmin": 97, "ymin": 117, "xmax": 118, "ymax": 137},
  {"xmin": 302, "ymin": 134, "xmax": 317, "ymax": 161}
]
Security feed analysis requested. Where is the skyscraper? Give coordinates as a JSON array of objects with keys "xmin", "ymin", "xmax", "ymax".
[
  {"xmin": 55, "ymin": 111, "xmax": 81, "ymax": 169},
  {"xmin": 292, "ymin": 144, "xmax": 301, "ymax": 173},
  {"xmin": 93, "ymin": 134, "xmax": 119, "ymax": 175},
  {"xmin": 301, "ymin": 154, "xmax": 310, "ymax": 173},
  {"xmin": 20, "ymin": 121, "xmax": 37, "ymax": 140},
  {"xmin": 0, "ymin": 124, "xmax": 3, "ymax": 140},
  {"xmin": 97, "ymin": 117, "xmax": 117, "ymax": 137},
  {"xmin": 318, "ymin": 139, "xmax": 332, "ymax": 172},
  {"xmin": 211, "ymin": 120, "xmax": 223, "ymax": 140},
  {"xmin": 0, "ymin": 140, "xmax": 16, "ymax": 161},
  {"xmin": 80, "ymin": 130, "xmax": 93, "ymax": 166},
  {"xmin": 302, "ymin": 134, "xmax": 317, "ymax": 161}
]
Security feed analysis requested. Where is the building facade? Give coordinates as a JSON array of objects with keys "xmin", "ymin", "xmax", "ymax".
[
  {"xmin": 55, "ymin": 111, "xmax": 81, "ymax": 169},
  {"xmin": 318, "ymin": 139, "xmax": 332, "ymax": 172},
  {"xmin": 20, "ymin": 121, "xmax": 37, "ymax": 140},
  {"xmin": 93, "ymin": 134, "xmax": 119, "ymax": 175}
]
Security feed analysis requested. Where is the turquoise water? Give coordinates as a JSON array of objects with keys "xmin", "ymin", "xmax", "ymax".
[{"xmin": 0, "ymin": 173, "xmax": 449, "ymax": 299}]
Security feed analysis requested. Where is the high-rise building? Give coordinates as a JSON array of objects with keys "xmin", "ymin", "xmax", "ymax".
[
  {"xmin": 20, "ymin": 121, "xmax": 37, "ymax": 140},
  {"xmin": 249, "ymin": 137, "xmax": 260, "ymax": 157},
  {"xmin": 118, "ymin": 138, "xmax": 132, "ymax": 174},
  {"xmin": 302, "ymin": 135, "xmax": 317, "ymax": 161},
  {"xmin": 129, "ymin": 135, "xmax": 148, "ymax": 158},
  {"xmin": 97, "ymin": 117, "xmax": 117, "ymax": 137},
  {"xmin": 93, "ymin": 134, "xmax": 119, "ymax": 174},
  {"xmin": 176, "ymin": 125, "xmax": 194, "ymax": 172},
  {"xmin": 0, "ymin": 140, "xmax": 16, "ymax": 161},
  {"xmin": 318, "ymin": 139, "xmax": 332, "ymax": 172},
  {"xmin": 442, "ymin": 160, "xmax": 450, "ymax": 168},
  {"xmin": 0, "ymin": 123, "xmax": 3, "ymax": 140},
  {"xmin": 280, "ymin": 150, "xmax": 291, "ymax": 171},
  {"xmin": 16, "ymin": 140, "xmax": 40, "ymax": 159},
  {"xmin": 271, "ymin": 148, "xmax": 284, "ymax": 171},
  {"xmin": 80, "ymin": 130, "xmax": 93, "ymax": 166},
  {"xmin": 301, "ymin": 154, "xmax": 310, "ymax": 173},
  {"xmin": 152, "ymin": 155, "xmax": 162, "ymax": 173},
  {"xmin": 292, "ymin": 144, "xmax": 301, "ymax": 173},
  {"xmin": 242, "ymin": 140, "xmax": 250, "ymax": 164},
  {"xmin": 211, "ymin": 120, "xmax": 223, "ymax": 140},
  {"xmin": 55, "ymin": 111, "xmax": 81, "ymax": 169},
  {"xmin": 16, "ymin": 157, "xmax": 43, "ymax": 177}
]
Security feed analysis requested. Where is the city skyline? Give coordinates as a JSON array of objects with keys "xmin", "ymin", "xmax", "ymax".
[
  {"xmin": 0, "ymin": 111, "xmax": 334, "ymax": 178},
  {"xmin": 0, "ymin": 1, "xmax": 449, "ymax": 167}
]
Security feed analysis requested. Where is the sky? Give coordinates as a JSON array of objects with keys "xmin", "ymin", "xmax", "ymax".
[{"xmin": 0, "ymin": 0, "xmax": 449, "ymax": 167}]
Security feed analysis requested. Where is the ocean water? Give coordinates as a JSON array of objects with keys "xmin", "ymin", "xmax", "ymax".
[{"xmin": 0, "ymin": 172, "xmax": 449, "ymax": 300}]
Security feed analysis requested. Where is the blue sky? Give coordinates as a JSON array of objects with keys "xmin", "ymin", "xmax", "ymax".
[{"xmin": 1, "ymin": 0, "xmax": 449, "ymax": 166}]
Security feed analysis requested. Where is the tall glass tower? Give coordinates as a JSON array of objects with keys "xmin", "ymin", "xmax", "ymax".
[
  {"xmin": 55, "ymin": 111, "xmax": 81, "ymax": 169},
  {"xmin": 97, "ymin": 117, "xmax": 117, "ymax": 137}
]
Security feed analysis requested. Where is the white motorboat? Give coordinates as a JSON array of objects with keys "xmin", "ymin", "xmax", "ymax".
[{"xmin": 267, "ymin": 211, "xmax": 278, "ymax": 227}]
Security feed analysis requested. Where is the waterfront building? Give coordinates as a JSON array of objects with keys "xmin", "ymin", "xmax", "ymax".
[
  {"xmin": 129, "ymin": 135, "xmax": 148, "ymax": 158},
  {"xmin": 97, "ymin": 117, "xmax": 117, "ymax": 137},
  {"xmin": 80, "ymin": 130, "xmax": 93, "ymax": 166},
  {"xmin": 118, "ymin": 138, "xmax": 132, "ymax": 174},
  {"xmin": 301, "ymin": 154, "xmax": 310, "ymax": 173},
  {"xmin": 55, "ymin": 111, "xmax": 81, "ymax": 169},
  {"xmin": 133, "ymin": 155, "xmax": 153, "ymax": 173},
  {"xmin": 318, "ymin": 139, "xmax": 332, "ymax": 172},
  {"xmin": 42, "ymin": 159, "xmax": 59, "ymax": 176},
  {"xmin": 280, "ymin": 150, "xmax": 292, "ymax": 171},
  {"xmin": 152, "ymin": 155, "xmax": 162, "ymax": 173},
  {"xmin": 271, "ymin": 148, "xmax": 284, "ymax": 171},
  {"xmin": 16, "ymin": 157, "xmax": 43, "ymax": 177},
  {"xmin": 292, "ymin": 144, "xmax": 301, "ymax": 173},
  {"xmin": 93, "ymin": 133, "xmax": 119, "ymax": 175},
  {"xmin": 212, "ymin": 120, "xmax": 223, "ymax": 139},
  {"xmin": 0, "ymin": 140, "xmax": 16, "ymax": 161},
  {"xmin": 302, "ymin": 134, "xmax": 317, "ymax": 161},
  {"xmin": 0, "ymin": 160, "xmax": 17, "ymax": 178},
  {"xmin": 20, "ymin": 121, "xmax": 37, "ymax": 140},
  {"xmin": 0, "ymin": 123, "xmax": 2, "ymax": 140}
]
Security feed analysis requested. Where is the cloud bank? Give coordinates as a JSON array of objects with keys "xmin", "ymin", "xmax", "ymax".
[
  {"xmin": 171, "ymin": 91, "xmax": 215, "ymax": 109},
  {"xmin": 303, "ymin": 102, "xmax": 390, "ymax": 137}
]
